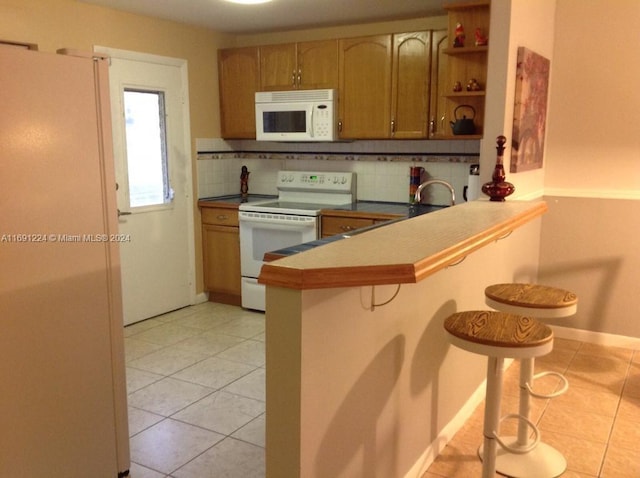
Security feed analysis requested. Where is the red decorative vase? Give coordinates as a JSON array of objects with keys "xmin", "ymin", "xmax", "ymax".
[{"xmin": 482, "ymin": 135, "xmax": 515, "ymax": 202}]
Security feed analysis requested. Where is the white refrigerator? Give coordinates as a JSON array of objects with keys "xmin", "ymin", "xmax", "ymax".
[{"xmin": 0, "ymin": 45, "xmax": 130, "ymax": 476}]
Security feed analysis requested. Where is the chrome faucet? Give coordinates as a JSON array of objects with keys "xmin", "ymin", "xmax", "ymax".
[{"xmin": 414, "ymin": 179, "xmax": 456, "ymax": 206}]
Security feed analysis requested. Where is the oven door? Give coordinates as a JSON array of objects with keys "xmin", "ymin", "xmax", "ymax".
[{"xmin": 239, "ymin": 211, "xmax": 318, "ymax": 310}]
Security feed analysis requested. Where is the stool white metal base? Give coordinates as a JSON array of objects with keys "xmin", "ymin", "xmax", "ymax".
[
  {"xmin": 484, "ymin": 283, "xmax": 577, "ymax": 478},
  {"xmin": 479, "ymin": 437, "xmax": 567, "ymax": 478},
  {"xmin": 444, "ymin": 312, "xmax": 554, "ymax": 478}
]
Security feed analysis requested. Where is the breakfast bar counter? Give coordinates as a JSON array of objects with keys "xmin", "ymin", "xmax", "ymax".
[
  {"xmin": 259, "ymin": 200, "xmax": 547, "ymax": 289},
  {"xmin": 262, "ymin": 199, "xmax": 547, "ymax": 478}
]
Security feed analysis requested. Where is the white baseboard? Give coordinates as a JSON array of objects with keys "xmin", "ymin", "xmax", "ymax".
[
  {"xmin": 404, "ymin": 359, "xmax": 514, "ymax": 478},
  {"xmin": 550, "ymin": 324, "xmax": 640, "ymax": 350},
  {"xmin": 193, "ymin": 291, "xmax": 209, "ymax": 305}
]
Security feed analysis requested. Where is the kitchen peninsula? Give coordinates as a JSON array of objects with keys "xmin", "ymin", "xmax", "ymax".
[{"xmin": 260, "ymin": 199, "xmax": 547, "ymax": 478}]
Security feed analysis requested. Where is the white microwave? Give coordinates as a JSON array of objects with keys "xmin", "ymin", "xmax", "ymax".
[{"xmin": 255, "ymin": 89, "xmax": 337, "ymax": 142}]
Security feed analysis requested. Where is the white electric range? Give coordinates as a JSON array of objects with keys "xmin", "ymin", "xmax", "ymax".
[{"xmin": 238, "ymin": 170, "xmax": 356, "ymax": 311}]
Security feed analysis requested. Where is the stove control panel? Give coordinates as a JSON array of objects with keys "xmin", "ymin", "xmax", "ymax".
[{"xmin": 277, "ymin": 171, "xmax": 354, "ymax": 192}]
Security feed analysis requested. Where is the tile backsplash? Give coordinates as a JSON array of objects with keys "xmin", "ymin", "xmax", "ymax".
[{"xmin": 196, "ymin": 138, "xmax": 480, "ymax": 206}]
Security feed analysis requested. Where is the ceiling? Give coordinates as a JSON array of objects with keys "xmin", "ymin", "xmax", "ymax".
[{"xmin": 80, "ymin": 0, "xmax": 447, "ymax": 34}]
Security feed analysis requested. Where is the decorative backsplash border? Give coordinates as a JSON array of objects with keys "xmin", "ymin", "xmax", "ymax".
[
  {"xmin": 195, "ymin": 137, "xmax": 480, "ymax": 164},
  {"xmin": 197, "ymin": 151, "xmax": 478, "ymax": 164}
]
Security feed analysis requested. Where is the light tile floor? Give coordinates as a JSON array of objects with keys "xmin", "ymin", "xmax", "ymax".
[
  {"xmin": 125, "ymin": 302, "xmax": 640, "ymax": 478},
  {"xmin": 423, "ymin": 338, "xmax": 640, "ymax": 478},
  {"xmin": 124, "ymin": 301, "xmax": 266, "ymax": 478}
]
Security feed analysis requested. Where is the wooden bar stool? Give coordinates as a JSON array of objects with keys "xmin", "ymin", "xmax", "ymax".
[
  {"xmin": 484, "ymin": 283, "xmax": 578, "ymax": 477},
  {"xmin": 444, "ymin": 311, "xmax": 554, "ymax": 478}
]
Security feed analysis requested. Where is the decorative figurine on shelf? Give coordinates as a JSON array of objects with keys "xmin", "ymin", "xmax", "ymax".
[
  {"xmin": 454, "ymin": 22, "xmax": 465, "ymax": 47},
  {"xmin": 453, "ymin": 81, "xmax": 463, "ymax": 92},
  {"xmin": 474, "ymin": 28, "xmax": 488, "ymax": 46},
  {"xmin": 240, "ymin": 165, "xmax": 250, "ymax": 199},
  {"xmin": 482, "ymin": 135, "xmax": 515, "ymax": 201},
  {"xmin": 466, "ymin": 78, "xmax": 482, "ymax": 91}
]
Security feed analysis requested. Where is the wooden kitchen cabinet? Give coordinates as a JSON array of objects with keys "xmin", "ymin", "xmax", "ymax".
[
  {"xmin": 260, "ymin": 40, "xmax": 338, "ymax": 90},
  {"xmin": 218, "ymin": 28, "xmax": 450, "ymax": 140},
  {"xmin": 429, "ymin": 29, "xmax": 449, "ymax": 138},
  {"xmin": 339, "ymin": 32, "xmax": 436, "ymax": 140},
  {"xmin": 218, "ymin": 47, "xmax": 260, "ymax": 138},
  {"xmin": 201, "ymin": 206, "xmax": 241, "ymax": 305},
  {"xmin": 321, "ymin": 212, "xmax": 401, "ymax": 238},
  {"xmin": 441, "ymin": 0, "xmax": 490, "ymax": 139},
  {"xmin": 391, "ymin": 31, "xmax": 432, "ymax": 139},
  {"xmin": 338, "ymin": 35, "xmax": 392, "ymax": 139}
]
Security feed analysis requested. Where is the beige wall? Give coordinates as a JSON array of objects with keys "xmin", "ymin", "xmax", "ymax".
[
  {"xmin": 233, "ymin": 15, "xmax": 447, "ymax": 46},
  {"xmin": 540, "ymin": 197, "xmax": 640, "ymax": 338},
  {"xmin": 1, "ymin": 0, "xmax": 234, "ymax": 293},
  {"xmin": 540, "ymin": 0, "xmax": 640, "ymax": 338},
  {"xmin": 545, "ymin": 0, "xmax": 640, "ymax": 194},
  {"xmin": 481, "ymin": 0, "xmax": 556, "ymax": 198}
]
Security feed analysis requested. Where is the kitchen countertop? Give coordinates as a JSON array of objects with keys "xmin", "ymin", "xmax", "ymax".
[
  {"xmin": 259, "ymin": 200, "xmax": 548, "ymax": 290},
  {"xmin": 321, "ymin": 200, "xmax": 447, "ymax": 218},
  {"xmin": 198, "ymin": 194, "xmax": 277, "ymax": 208},
  {"xmin": 198, "ymin": 195, "xmax": 445, "ymax": 217}
]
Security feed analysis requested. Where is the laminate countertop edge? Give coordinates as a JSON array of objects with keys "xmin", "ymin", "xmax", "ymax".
[{"xmin": 258, "ymin": 200, "xmax": 547, "ymax": 290}]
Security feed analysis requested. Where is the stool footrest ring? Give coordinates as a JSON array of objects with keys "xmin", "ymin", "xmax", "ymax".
[
  {"xmin": 526, "ymin": 371, "xmax": 569, "ymax": 399},
  {"xmin": 493, "ymin": 413, "xmax": 540, "ymax": 454}
]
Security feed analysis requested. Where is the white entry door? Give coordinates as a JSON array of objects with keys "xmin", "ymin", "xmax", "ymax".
[{"xmin": 97, "ymin": 47, "xmax": 195, "ymax": 325}]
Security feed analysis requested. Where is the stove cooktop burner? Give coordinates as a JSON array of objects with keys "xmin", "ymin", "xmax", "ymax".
[{"xmin": 239, "ymin": 200, "xmax": 353, "ymax": 216}]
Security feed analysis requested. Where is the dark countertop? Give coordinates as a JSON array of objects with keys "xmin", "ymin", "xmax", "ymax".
[
  {"xmin": 323, "ymin": 200, "xmax": 447, "ymax": 218},
  {"xmin": 198, "ymin": 194, "xmax": 277, "ymax": 207},
  {"xmin": 264, "ymin": 202, "xmax": 448, "ymax": 261}
]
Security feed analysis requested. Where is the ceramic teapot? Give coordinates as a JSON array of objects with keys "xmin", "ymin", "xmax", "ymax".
[{"xmin": 450, "ymin": 105, "xmax": 476, "ymax": 135}]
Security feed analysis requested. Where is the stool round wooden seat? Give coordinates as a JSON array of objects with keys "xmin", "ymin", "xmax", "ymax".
[
  {"xmin": 444, "ymin": 310, "xmax": 554, "ymax": 358},
  {"xmin": 485, "ymin": 283, "xmax": 577, "ymax": 319},
  {"xmin": 484, "ymin": 283, "xmax": 578, "ymax": 478},
  {"xmin": 444, "ymin": 311, "xmax": 554, "ymax": 478}
]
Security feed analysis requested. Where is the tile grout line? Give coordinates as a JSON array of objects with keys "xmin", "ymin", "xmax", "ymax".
[{"xmin": 595, "ymin": 350, "xmax": 634, "ymax": 478}]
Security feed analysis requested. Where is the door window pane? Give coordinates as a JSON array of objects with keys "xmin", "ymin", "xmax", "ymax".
[{"xmin": 124, "ymin": 89, "xmax": 170, "ymax": 208}]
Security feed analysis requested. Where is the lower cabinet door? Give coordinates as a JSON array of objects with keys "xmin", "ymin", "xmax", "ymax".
[{"xmin": 203, "ymin": 224, "xmax": 242, "ymax": 304}]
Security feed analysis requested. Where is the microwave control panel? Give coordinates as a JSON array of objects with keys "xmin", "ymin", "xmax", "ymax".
[{"xmin": 311, "ymin": 103, "xmax": 333, "ymax": 140}]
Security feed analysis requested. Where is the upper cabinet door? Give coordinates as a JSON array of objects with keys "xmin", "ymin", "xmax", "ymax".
[
  {"xmin": 260, "ymin": 41, "xmax": 338, "ymax": 91},
  {"xmin": 429, "ymin": 30, "xmax": 449, "ymax": 138},
  {"xmin": 260, "ymin": 43, "xmax": 297, "ymax": 91},
  {"xmin": 296, "ymin": 40, "xmax": 338, "ymax": 90},
  {"xmin": 218, "ymin": 47, "xmax": 259, "ymax": 138},
  {"xmin": 391, "ymin": 31, "xmax": 431, "ymax": 139},
  {"xmin": 339, "ymin": 35, "xmax": 392, "ymax": 139}
]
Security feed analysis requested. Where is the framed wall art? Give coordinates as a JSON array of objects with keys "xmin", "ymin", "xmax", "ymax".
[{"xmin": 511, "ymin": 47, "xmax": 550, "ymax": 173}]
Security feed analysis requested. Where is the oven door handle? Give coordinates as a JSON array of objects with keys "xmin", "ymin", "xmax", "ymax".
[{"xmin": 239, "ymin": 214, "xmax": 317, "ymax": 228}]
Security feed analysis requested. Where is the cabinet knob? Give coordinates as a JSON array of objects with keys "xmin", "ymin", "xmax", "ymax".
[
  {"xmin": 391, "ymin": 119, "xmax": 396, "ymax": 136},
  {"xmin": 340, "ymin": 225, "xmax": 354, "ymax": 231},
  {"xmin": 297, "ymin": 69, "xmax": 301, "ymax": 86},
  {"xmin": 292, "ymin": 71, "xmax": 296, "ymax": 88},
  {"xmin": 217, "ymin": 214, "xmax": 228, "ymax": 220},
  {"xmin": 338, "ymin": 120, "xmax": 343, "ymax": 133}
]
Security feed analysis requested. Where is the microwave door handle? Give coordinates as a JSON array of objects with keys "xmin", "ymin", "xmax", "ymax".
[{"xmin": 309, "ymin": 107, "xmax": 314, "ymax": 139}]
